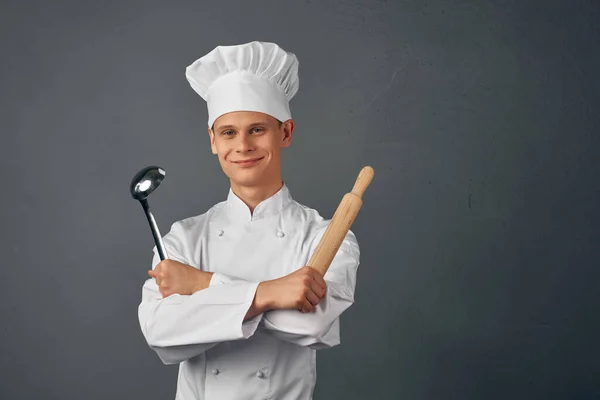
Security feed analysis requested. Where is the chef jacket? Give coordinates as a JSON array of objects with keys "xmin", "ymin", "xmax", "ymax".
[{"xmin": 138, "ymin": 183, "xmax": 360, "ymax": 400}]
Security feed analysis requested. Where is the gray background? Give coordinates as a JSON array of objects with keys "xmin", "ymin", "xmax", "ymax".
[{"xmin": 1, "ymin": 0, "xmax": 599, "ymax": 399}]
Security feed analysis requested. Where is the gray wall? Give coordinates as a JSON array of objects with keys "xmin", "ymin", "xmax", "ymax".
[{"xmin": 2, "ymin": 0, "xmax": 599, "ymax": 398}]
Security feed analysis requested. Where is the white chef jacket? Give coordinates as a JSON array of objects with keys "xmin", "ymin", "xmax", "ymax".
[{"xmin": 138, "ymin": 183, "xmax": 360, "ymax": 400}]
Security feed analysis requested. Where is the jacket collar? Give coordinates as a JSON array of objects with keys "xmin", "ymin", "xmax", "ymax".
[{"xmin": 226, "ymin": 183, "xmax": 292, "ymax": 222}]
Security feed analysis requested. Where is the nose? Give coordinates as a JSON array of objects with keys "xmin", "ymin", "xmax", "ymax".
[{"xmin": 236, "ymin": 132, "xmax": 254, "ymax": 153}]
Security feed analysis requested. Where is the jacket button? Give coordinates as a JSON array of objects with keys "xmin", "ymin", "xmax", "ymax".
[
  {"xmin": 276, "ymin": 231, "xmax": 285, "ymax": 238},
  {"xmin": 211, "ymin": 369, "xmax": 220, "ymax": 375},
  {"xmin": 256, "ymin": 370, "xmax": 265, "ymax": 379},
  {"xmin": 217, "ymin": 230, "xmax": 224, "ymax": 236}
]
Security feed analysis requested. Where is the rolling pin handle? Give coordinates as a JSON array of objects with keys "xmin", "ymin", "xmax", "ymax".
[{"xmin": 351, "ymin": 166, "xmax": 375, "ymax": 198}]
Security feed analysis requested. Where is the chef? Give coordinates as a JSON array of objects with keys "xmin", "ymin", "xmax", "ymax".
[{"xmin": 138, "ymin": 41, "xmax": 361, "ymax": 400}]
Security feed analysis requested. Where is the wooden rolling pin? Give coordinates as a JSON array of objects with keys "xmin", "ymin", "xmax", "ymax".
[{"xmin": 309, "ymin": 166, "xmax": 375, "ymax": 275}]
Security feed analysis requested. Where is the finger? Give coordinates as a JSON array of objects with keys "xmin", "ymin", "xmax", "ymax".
[
  {"xmin": 299, "ymin": 299, "xmax": 313, "ymax": 313},
  {"xmin": 309, "ymin": 278, "xmax": 326, "ymax": 298},
  {"xmin": 305, "ymin": 290, "xmax": 320, "ymax": 307},
  {"xmin": 310, "ymin": 269, "xmax": 327, "ymax": 291},
  {"xmin": 303, "ymin": 298, "xmax": 315, "ymax": 313}
]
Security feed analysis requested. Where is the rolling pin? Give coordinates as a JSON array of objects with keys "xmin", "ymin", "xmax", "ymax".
[{"xmin": 308, "ymin": 166, "xmax": 375, "ymax": 276}]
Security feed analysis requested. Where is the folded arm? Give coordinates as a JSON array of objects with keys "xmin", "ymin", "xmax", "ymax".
[
  {"xmin": 210, "ymin": 230, "xmax": 360, "ymax": 349},
  {"xmin": 138, "ymin": 248, "xmax": 264, "ymax": 365}
]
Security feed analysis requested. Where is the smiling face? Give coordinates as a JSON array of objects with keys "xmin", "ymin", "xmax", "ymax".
[{"xmin": 208, "ymin": 111, "xmax": 294, "ymax": 191}]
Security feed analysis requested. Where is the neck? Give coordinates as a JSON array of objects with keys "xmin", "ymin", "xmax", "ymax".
[{"xmin": 230, "ymin": 180, "xmax": 284, "ymax": 213}]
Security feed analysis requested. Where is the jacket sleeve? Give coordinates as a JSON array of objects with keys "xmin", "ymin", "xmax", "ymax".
[
  {"xmin": 210, "ymin": 228, "xmax": 360, "ymax": 350},
  {"xmin": 138, "ymin": 242, "xmax": 264, "ymax": 365}
]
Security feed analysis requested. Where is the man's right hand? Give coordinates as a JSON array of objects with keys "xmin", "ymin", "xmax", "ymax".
[
  {"xmin": 255, "ymin": 266, "xmax": 327, "ymax": 314},
  {"xmin": 148, "ymin": 260, "xmax": 213, "ymax": 298}
]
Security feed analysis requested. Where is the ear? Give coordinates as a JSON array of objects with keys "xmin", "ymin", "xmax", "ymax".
[
  {"xmin": 208, "ymin": 127, "xmax": 217, "ymax": 155},
  {"xmin": 281, "ymin": 120, "xmax": 295, "ymax": 148}
]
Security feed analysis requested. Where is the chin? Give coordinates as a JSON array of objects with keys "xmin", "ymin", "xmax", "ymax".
[{"xmin": 227, "ymin": 170, "xmax": 266, "ymax": 187}]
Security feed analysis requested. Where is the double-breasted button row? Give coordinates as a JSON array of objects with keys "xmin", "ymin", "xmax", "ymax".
[
  {"xmin": 209, "ymin": 368, "xmax": 268, "ymax": 379},
  {"xmin": 216, "ymin": 230, "xmax": 285, "ymax": 238}
]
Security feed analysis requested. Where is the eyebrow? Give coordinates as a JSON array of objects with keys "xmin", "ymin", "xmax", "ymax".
[{"xmin": 215, "ymin": 122, "xmax": 270, "ymax": 131}]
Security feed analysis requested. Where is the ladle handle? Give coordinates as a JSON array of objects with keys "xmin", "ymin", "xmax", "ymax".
[{"xmin": 140, "ymin": 198, "xmax": 168, "ymax": 261}]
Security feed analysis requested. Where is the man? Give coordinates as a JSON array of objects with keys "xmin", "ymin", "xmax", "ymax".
[{"xmin": 138, "ymin": 41, "xmax": 360, "ymax": 400}]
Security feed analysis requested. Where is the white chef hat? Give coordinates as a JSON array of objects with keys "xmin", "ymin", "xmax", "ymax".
[{"xmin": 185, "ymin": 41, "xmax": 299, "ymax": 128}]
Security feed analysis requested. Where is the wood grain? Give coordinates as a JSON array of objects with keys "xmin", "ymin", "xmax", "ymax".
[{"xmin": 308, "ymin": 166, "xmax": 374, "ymax": 275}]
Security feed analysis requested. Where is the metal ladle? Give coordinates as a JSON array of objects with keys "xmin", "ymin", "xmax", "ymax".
[{"xmin": 130, "ymin": 166, "xmax": 168, "ymax": 261}]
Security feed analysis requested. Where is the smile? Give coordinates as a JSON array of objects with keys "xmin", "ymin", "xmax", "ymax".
[{"xmin": 231, "ymin": 157, "xmax": 264, "ymax": 167}]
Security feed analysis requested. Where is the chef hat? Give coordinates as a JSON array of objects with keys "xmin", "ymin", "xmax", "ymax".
[{"xmin": 185, "ymin": 41, "xmax": 299, "ymax": 128}]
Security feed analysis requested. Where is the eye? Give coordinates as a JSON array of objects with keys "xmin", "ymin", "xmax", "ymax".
[
  {"xmin": 221, "ymin": 130, "xmax": 235, "ymax": 136},
  {"xmin": 251, "ymin": 127, "xmax": 264, "ymax": 134}
]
